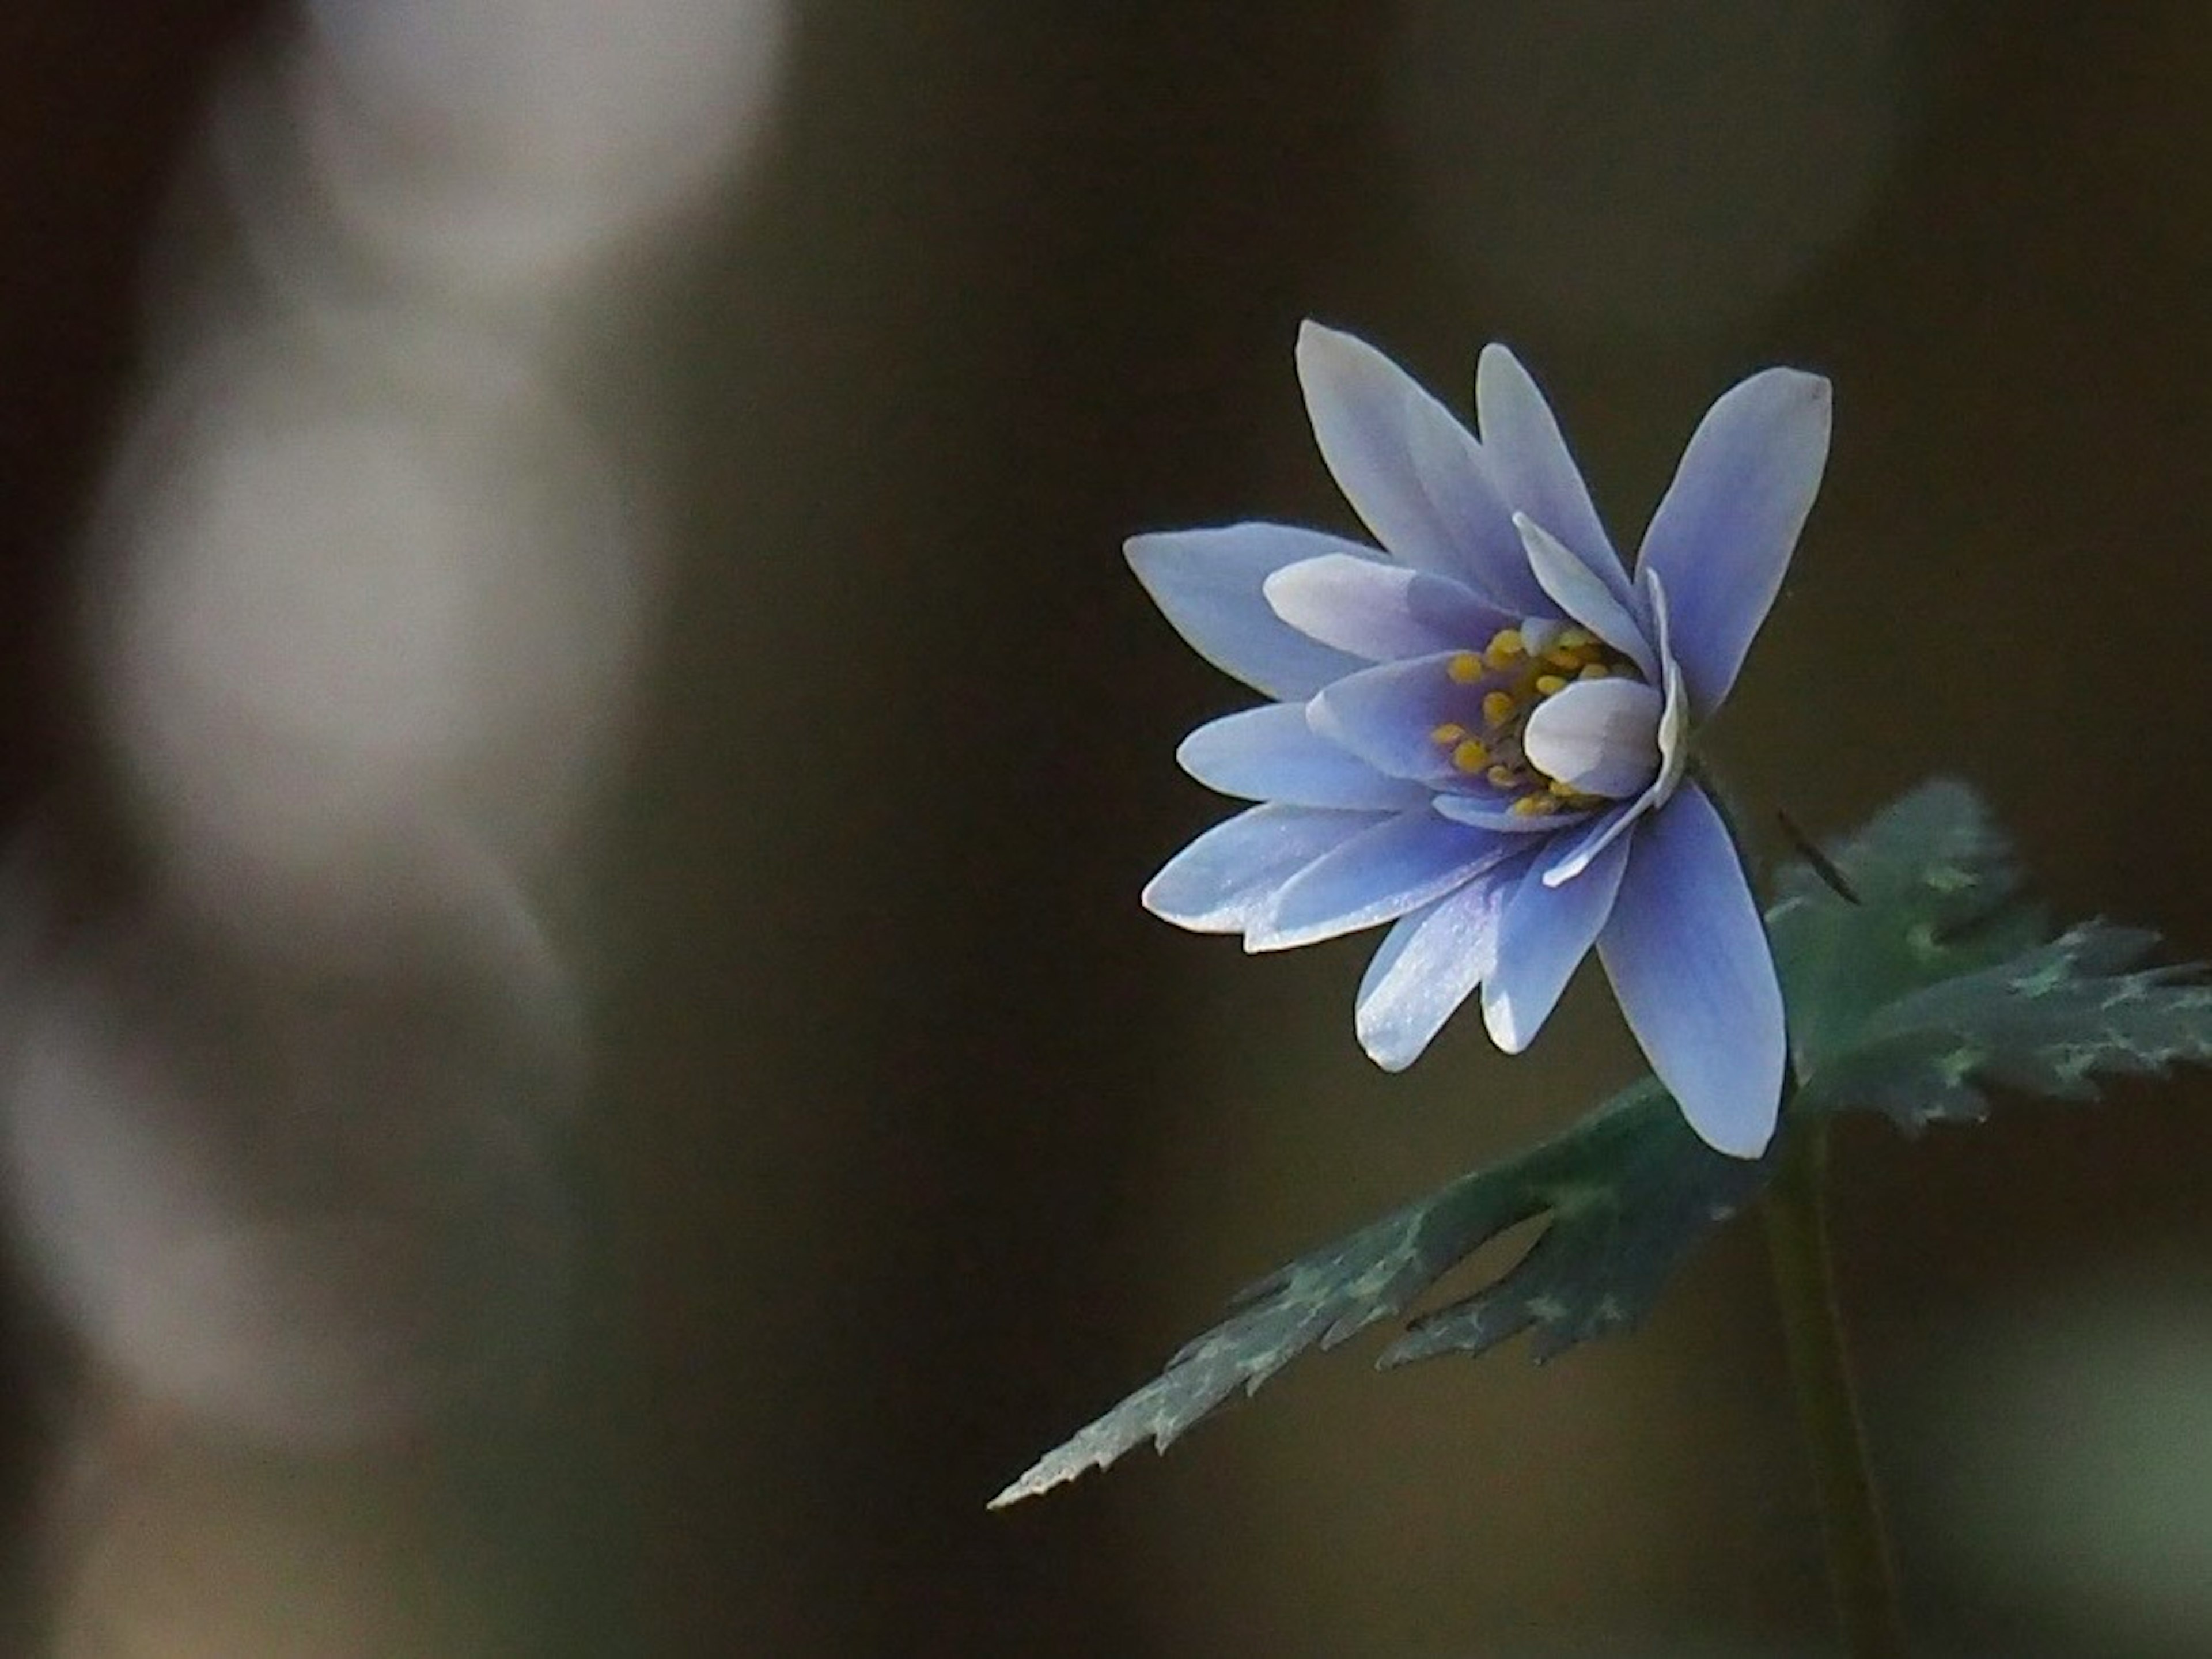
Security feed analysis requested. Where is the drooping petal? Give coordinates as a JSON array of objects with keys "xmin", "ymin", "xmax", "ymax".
[
  {"xmin": 1176, "ymin": 704, "xmax": 1430, "ymax": 810},
  {"xmin": 1474, "ymin": 343, "xmax": 1630, "ymax": 600},
  {"xmin": 1126, "ymin": 523, "xmax": 1380, "ymax": 699},
  {"xmin": 1479, "ymin": 834, "xmax": 1631, "ymax": 1052},
  {"xmin": 1142, "ymin": 803, "xmax": 1382, "ymax": 934},
  {"xmin": 1634, "ymin": 368, "xmax": 1831, "ymax": 715},
  {"xmin": 1354, "ymin": 859, "xmax": 1527, "ymax": 1070},
  {"xmin": 1306, "ymin": 652, "xmax": 1468, "ymax": 785},
  {"xmin": 1294, "ymin": 322, "xmax": 1550, "ymax": 614},
  {"xmin": 1513, "ymin": 513, "xmax": 1658, "ymax": 679},
  {"xmin": 1521, "ymin": 677, "xmax": 1662, "ymax": 800},
  {"xmin": 1263, "ymin": 554, "xmax": 1510, "ymax": 662},
  {"xmin": 1247, "ymin": 809, "xmax": 1511, "ymax": 953},
  {"xmin": 1596, "ymin": 782, "xmax": 1785, "ymax": 1158}
]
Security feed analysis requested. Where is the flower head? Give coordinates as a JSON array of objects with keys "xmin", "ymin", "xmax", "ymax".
[{"xmin": 1130, "ymin": 323, "xmax": 1831, "ymax": 1157}]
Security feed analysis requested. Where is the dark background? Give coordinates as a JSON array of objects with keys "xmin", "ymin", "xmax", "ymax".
[{"xmin": 3, "ymin": 3, "xmax": 2210, "ymax": 1655}]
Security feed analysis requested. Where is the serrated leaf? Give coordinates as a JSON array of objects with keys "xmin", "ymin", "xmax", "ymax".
[
  {"xmin": 997, "ymin": 778, "xmax": 2212, "ymax": 1506},
  {"xmin": 990, "ymin": 1080, "xmax": 1767, "ymax": 1506}
]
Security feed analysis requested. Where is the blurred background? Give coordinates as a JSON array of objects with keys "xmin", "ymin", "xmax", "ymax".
[{"xmin": 0, "ymin": 2, "xmax": 2207, "ymax": 1654}]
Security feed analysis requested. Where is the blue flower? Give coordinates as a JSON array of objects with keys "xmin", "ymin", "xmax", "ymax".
[{"xmin": 1130, "ymin": 323, "xmax": 1831, "ymax": 1157}]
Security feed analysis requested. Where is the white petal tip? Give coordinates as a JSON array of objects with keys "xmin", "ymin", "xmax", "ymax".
[
  {"xmin": 1690, "ymin": 1113, "xmax": 1777, "ymax": 1160},
  {"xmin": 1480, "ymin": 994, "xmax": 1532, "ymax": 1056},
  {"xmin": 1358, "ymin": 1035, "xmax": 1418, "ymax": 1074}
]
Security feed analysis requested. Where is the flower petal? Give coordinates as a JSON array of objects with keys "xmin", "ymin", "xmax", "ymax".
[
  {"xmin": 1126, "ymin": 523, "xmax": 1380, "ymax": 699},
  {"xmin": 1355, "ymin": 860, "xmax": 1527, "ymax": 1070},
  {"xmin": 1536, "ymin": 571, "xmax": 1691, "ymax": 887},
  {"xmin": 1513, "ymin": 513, "xmax": 1657, "ymax": 679},
  {"xmin": 1634, "ymin": 368, "xmax": 1831, "ymax": 715},
  {"xmin": 1521, "ymin": 677, "xmax": 1662, "ymax": 800},
  {"xmin": 1596, "ymin": 782, "xmax": 1785, "ymax": 1158},
  {"xmin": 1295, "ymin": 322, "xmax": 1550, "ymax": 613},
  {"xmin": 1176, "ymin": 703, "xmax": 1430, "ymax": 810},
  {"xmin": 1479, "ymin": 834, "xmax": 1631, "ymax": 1052},
  {"xmin": 1474, "ymin": 343, "xmax": 1630, "ymax": 598},
  {"xmin": 1263, "ymin": 554, "xmax": 1510, "ymax": 662},
  {"xmin": 1306, "ymin": 652, "xmax": 1468, "ymax": 784},
  {"xmin": 1247, "ymin": 809, "xmax": 1511, "ymax": 953},
  {"xmin": 1432, "ymin": 792, "xmax": 1591, "ymax": 834},
  {"xmin": 1142, "ymin": 803, "xmax": 1382, "ymax": 933}
]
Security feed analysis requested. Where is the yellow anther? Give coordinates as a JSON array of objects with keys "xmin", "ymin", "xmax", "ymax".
[
  {"xmin": 1578, "ymin": 662, "xmax": 1611, "ymax": 680},
  {"xmin": 1556, "ymin": 627, "xmax": 1594, "ymax": 649},
  {"xmin": 1544, "ymin": 645, "xmax": 1589, "ymax": 671},
  {"xmin": 1485, "ymin": 764, "xmax": 1520, "ymax": 790},
  {"xmin": 1450, "ymin": 738, "xmax": 1490, "ymax": 772},
  {"xmin": 1430, "ymin": 724, "xmax": 1468, "ymax": 748},
  {"xmin": 1534, "ymin": 673, "xmax": 1569, "ymax": 696},
  {"xmin": 1481, "ymin": 690, "xmax": 1517, "ymax": 728},
  {"xmin": 1482, "ymin": 627, "xmax": 1525, "ymax": 668},
  {"xmin": 1448, "ymin": 652, "xmax": 1484, "ymax": 684},
  {"xmin": 1510, "ymin": 792, "xmax": 1559, "ymax": 817}
]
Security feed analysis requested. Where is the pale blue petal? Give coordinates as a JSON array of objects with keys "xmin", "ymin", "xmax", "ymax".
[
  {"xmin": 1513, "ymin": 513, "xmax": 1657, "ymax": 679},
  {"xmin": 1596, "ymin": 782, "xmax": 1785, "ymax": 1158},
  {"xmin": 1247, "ymin": 809, "xmax": 1512, "ymax": 953},
  {"xmin": 1521, "ymin": 677, "xmax": 1662, "ymax": 800},
  {"xmin": 1474, "ymin": 343, "xmax": 1631, "ymax": 603},
  {"xmin": 1263, "ymin": 554, "xmax": 1510, "ymax": 661},
  {"xmin": 1355, "ymin": 860, "xmax": 1528, "ymax": 1070},
  {"xmin": 1176, "ymin": 704, "xmax": 1430, "ymax": 810},
  {"xmin": 1142, "ymin": 802, "xmax": 1382, "ymax": 933},
  {"xmin": 1306, "ymin": 652, "xmax": 1468, "ymax": 785},
  {"xmin": 1432, "ymin": 793, "xmax": 1595, "ymax": 834},
  {"xmin": 1295, "ymin": 322, "xmax": 1551, "ymax": 613},
  {"xmin": 1479, "ymin": 834, "xmax": 1631, "ymax": 1052},
  {"xmin": 1634, "ymin": 368, "xmax": 1831, "ymax": 715},
  {"xmin": 1126, "ymin": 524, "xmax": 1380, "ymax": 699}
]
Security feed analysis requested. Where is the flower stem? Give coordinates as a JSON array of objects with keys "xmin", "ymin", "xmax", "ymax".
[{"xmin": 1758, "ymin": 1116, "xmax": 1909, "ymax": 1658}]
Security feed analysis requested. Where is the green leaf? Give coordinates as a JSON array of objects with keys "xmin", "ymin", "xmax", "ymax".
[
  {"xmin": 989, "ymin": 1080, "xmax": 1768, "ymax": 1507},
  {"xmin": 995, "ymin": 778, "xmax": 2212, "ymax": 1506}
]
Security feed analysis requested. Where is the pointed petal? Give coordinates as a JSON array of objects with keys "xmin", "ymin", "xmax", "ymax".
[
  {"xmin": 1634, "ymin": 368, "xmax": 1831, "ymax": 715},
  {"xmin": 1176, "ymin": 704, "xmax": 1430, "ymax": 810},
  {"xmin": 1521, "ymin": 677, "xmax": 1662, "ymax": 800},
  {"xmin": 1479, "ymin": 835, "xmax": 1631, "ymax": 1052},
  {"xmin": 1596, "ymin": 783, "xmax": 1785, "ymax": 1158},
  {"xmin": 1263, "ymin": 554, "xmax": 1510, "ymax": 662},
  {"xmin": 1247, "ymin": 809, "xmax": 1510, "ymax": 953},
  {"xmin": 1474, "ymin": 344, "xmax": 1628, "ymax": 595},
  {"xmin": 1295, "ymin": 322, "xmax": 1550, "ymax": 613},
  {"xmin": 1126, "ymin": 524, "xmax": 1380, "ymax": 699},
  {"xmin": 1355, "ymin": 861, "xmax": 1526, "ymax": 1070},
  {"xmin": 1513, "ymin": 513, "xmax": 1657, "ymax": 679},
  {"xmin": 1142, "ymin": 803, "xmax": 1381, "ymax": 933}
]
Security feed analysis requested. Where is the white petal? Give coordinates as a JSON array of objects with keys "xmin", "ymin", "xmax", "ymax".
[
  {"xmin": 1474, "ymin": 343, "xmax": 1624, "ymax": 583},
  {"xmin": 1513, "ymin": 513, "xmax": 1657, "ymax": 680},
  {"xmin": 1479, "ymin": 835, "xmax": 1631, "ymax": 1053},
  {"xmin": 1354, "ymin": 869, "xmax": 1520, "ymax": 1071},
  {"xmin": 1176, "ymin": 704, "xmax": 1429, "ymax": 810},
  {"xmin": 1125, "ymin": 524, "xmax": 1379, "ymax": 699},
  {"xmin": 1263, "ymin": 554, "xmax": 1506, "ymax": 662},
  {"xmin": 1521, "ymin": 678, "xmax": 1662, "ymax": 800},
  {"xmin": 1247, "ymin": 809, "xmax": 1509, "ymax": 953},
  {"xmin": 1142, "ymin": 804, "xmax": 1379, "ymax": 933}
]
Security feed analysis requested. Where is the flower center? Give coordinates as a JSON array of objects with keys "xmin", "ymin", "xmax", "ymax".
[{"xmin": 1426, "ymin": 623, "xmax": 1640, "ymax": 817}]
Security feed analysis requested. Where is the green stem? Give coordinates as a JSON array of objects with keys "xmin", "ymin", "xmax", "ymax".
[{"xmin": 1759, "ymin": 1116, "xmax": 1909, "ymax": 1658}]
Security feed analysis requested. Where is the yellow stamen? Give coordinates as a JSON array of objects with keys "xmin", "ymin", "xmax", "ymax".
[
  {"xmin": 1485, "ymin": 764, "xmax": 1520, "ymax": 790},
  {"xmin": 1534, "ymin": 673, "xmax": 1569, "ymax": 696},
  {"xmin": 1481, "ymin": 690, "xmax": 1517, "ymax": 728},
  {"xmin": 1510, "ymin": 792, "xmax": 1559, "ymax": 817},
  {"xmin": 1430, "ymin": 722, "xmax": 1468, "ymax": 747},
  {"xmin": 1448, "ymin": 652, "xmax": 1484, "ymax": 684},
  {"xmin": 1578, "ymin": 662, "xmax": 1611, "ymax": 680},
  {"xmin": 1543, "ymin": 645, "xmax": 1587, "ymax": 671},
  {"xmin": 1556, "ymin": 627, "xmax": 1594, "ymax": 649},
  {"xmin": 1482, "ymin": 627, "xmax": 1525, "ymax": 669},
  {"xmin": 1450, "ymin": 738, "xmax": 1490, "ymax": 772}
]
